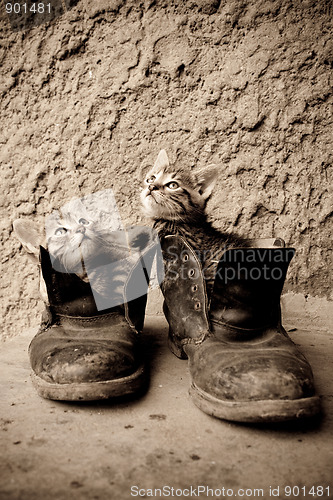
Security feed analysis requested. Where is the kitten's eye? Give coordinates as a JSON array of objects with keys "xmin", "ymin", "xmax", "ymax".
[
  {"xmin": 146, "ymin": 175, "xmax": 156, "ymax": 184},
  {"xmin": 165, "ymin": 181, "xmax": 179, "ymax": 190},
  {"xmin": 55, "ymin": 227, "xmax": 67, "ymax": 236},
  {"xmin": 79, "ymin": 218, "xmax": 90, "ymax": 225}
]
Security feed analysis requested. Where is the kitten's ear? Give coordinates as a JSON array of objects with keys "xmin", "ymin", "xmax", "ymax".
[
  {"xmin": 138, "ymin": 150, "xmax": 170, "ymax": 181},
  {"xmin": 153, "ymin": 149, "xmax": 169, "ymax": 171},
  {"xmin": 196, "ymin": 165, "xmax": 219, "ymax": 200},
  {"xmin": 13, "ymin": 219, "xmax": 44, "ymax": 263}
]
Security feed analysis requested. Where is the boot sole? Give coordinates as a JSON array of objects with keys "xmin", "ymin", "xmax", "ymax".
[
  {"xmin": 30, "ymin": 363, "xmax": 148, "ymax": 401},
  {"xmin": 190, "ymin": 383, "xmax": 321, "ymax": 423}
]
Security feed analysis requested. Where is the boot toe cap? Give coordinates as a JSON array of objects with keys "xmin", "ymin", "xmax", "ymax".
[
  {"xmin": 190, "ymin": 347, "xmax": 316, "ymax": 403},
  {"xmin": 29, "ymin": 328, "xmax": 140, "ymax": 386},
  {"xmin": 39, "ymin": 343, "xmax": 136, "ymax": 384}
]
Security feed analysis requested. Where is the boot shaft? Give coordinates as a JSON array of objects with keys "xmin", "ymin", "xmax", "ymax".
[
  {"xmin": 40, "ymin": 227, "xmax": 163, "ymax": 333},
  {"xmin": 210, "ymin": 247, "xmax": 295, "ymax": 331},
  {"xmin": 161, "ymin": 235, "xmax": 295, "ymax": 340}
]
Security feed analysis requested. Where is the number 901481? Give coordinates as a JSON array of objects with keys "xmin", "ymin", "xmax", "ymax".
[
  {"xmin": 6, "ymin": 3, "xmax": 51, "ymax": 14},
  {"xmin": 4, "ymin": 1, "xmax": 64, "ymax": 31}
]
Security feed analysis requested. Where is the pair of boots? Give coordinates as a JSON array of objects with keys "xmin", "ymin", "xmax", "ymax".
[{"xmin": 29, "ymin": 233, "xmax": 320, "ymax": 422}]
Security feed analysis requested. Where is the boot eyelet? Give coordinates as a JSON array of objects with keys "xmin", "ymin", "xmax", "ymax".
[
  {"xmin": 191, "ymin": 284, "xmax": 198, "ymax": 292},
  {"xmin": 194, "ymin": 301, "xmax": 201, "ymax": 310},
  {"xmin": 182, "ymin": 253, "xmax": 189, "ymax": 262},
  {"xmin": 188, "ymin": 269, "xmax": 195, "ymax": 278}
]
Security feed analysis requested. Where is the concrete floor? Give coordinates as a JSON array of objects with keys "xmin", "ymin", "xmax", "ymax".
[{"xmin": 0, "ymin": 297, "xmax": 332, "ymax": 500}]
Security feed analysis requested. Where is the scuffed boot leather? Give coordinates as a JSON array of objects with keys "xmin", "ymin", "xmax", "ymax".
[
  {"xmin": 29, "ymin": 229, "xmax": 160, "ymax": 401},
  {"xmin": 161, "ymin": 235, "xmax": 321, "ymax": 422}
]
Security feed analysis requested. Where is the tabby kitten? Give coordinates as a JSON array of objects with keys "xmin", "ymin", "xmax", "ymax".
[
  {"xmin": 140, "ymin": 150, "xmax": 247, "ymax": 295},
  {"xmin": 14, "ymin": 196, "xmax": 153, "ymax": 308},
  {"xmin": 45, "ymin": 198, "xmax": 126, "ymax": 274}
]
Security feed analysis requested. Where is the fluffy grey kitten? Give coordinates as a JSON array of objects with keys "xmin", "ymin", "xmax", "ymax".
[{"xmin": 14, "ymin": 197, "xmax": 153, "ymax": 307}]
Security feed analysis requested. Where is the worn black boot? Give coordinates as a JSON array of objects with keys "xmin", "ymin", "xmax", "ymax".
[
  {"xmin": 29, "ymin": 228, "xmax": 160, "ymax": 401},
  {"xmin": 161, "ymin": 235, "xmax": 321, "ymax": 422}
]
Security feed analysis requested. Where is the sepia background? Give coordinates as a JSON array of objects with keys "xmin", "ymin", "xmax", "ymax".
[
  {"xmin": 1, "ymin": 0, "xmax": 332, "ymax": 339},
  {"xmin": 0, "ymin": 2, "xmax": 332, "ymax": 499},
  {"xmin": 1, "ymin": 0, "xmax": 332, "ymax": 341}
]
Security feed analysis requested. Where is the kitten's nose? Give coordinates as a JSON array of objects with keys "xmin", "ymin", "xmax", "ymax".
[
  {"xmin": 76, "ymin": 226, "xmax": 86, "ymax": 234},
  {"xmin": 148, "ymin": 184, "xmax": 157, "ymax": 192}
]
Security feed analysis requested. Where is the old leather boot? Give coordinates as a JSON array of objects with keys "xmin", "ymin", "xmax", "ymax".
[
  {"xmin": 29, "ymin": 228, "xmax": 160, "ymax": 401},
  {"xmin": 161, "ymin": 235, "xmax": 321, "ymax": 422}
]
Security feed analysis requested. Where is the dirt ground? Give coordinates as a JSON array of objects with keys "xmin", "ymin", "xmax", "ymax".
[
  {"xmin": 1, "ymin": 315, "xmax": 332, "ymax": 500},
  {"xmin": 1, "ymin": 0, "xmax": 332, "ymax": 339}
]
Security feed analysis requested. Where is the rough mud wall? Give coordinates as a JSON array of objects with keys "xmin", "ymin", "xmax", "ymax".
[{"xmin": 1, "ymin": 0, "xmax": 332, "ymax": 339}]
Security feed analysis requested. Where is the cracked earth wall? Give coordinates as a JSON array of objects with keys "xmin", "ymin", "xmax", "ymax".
[{"xmin": 1, "ymin": 0, "xmax": 332, "ymax": 339}]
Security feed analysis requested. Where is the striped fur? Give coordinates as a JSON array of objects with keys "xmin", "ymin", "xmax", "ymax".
[
  {"xmin": 13, "ymin": 201, "xmax": 151, "ymax": 307},
  {"xmin": 141, "ymin": 150, "xmax": 247, "ymax": 296}
]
